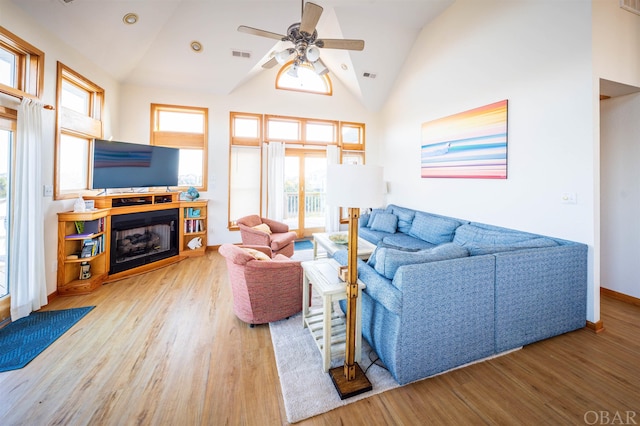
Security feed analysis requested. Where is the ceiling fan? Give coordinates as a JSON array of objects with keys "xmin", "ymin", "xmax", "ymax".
[{"xmin": 238, "ymin": 1, "xmax": 365, "ymax": 76}]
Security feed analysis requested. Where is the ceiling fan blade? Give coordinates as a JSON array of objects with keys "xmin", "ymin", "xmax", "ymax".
[
  {"xmin": 318, "ymin": 38, "xmax": 365, "ymax": 51},
  {"xmin": 238, "ymin": 25, "xmax": 285, "ymax": 41},
  {"xmin": 262, "ymin": 57, "xmax": 279, "ymax": 69},
  {"xmin": 299, "ymin": 2, "xmax": 323, "ymax": 35}
]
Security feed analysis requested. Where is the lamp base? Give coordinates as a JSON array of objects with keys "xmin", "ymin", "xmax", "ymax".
[{"xmin": 329, "ymin": 363, "xmax": 372, "ymax": 400}]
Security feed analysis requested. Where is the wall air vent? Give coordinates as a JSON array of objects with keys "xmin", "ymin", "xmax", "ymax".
[
  {"xmin": 620, "ymin": 0, "xmax": 640, "ymax": 16},
  {"xmin": 232, "ymin": 50, "xmax": 251, "ymax": 59},
  {"xmin": 363, "ymin": 72, "xmax": 377, "ymax": 79}
]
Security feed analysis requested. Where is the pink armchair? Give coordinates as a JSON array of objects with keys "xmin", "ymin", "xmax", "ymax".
[
  {"xmin": 218, "ymin": 244, "xmax": 303, "ymax": 326},
  {"xmin": 236, "ymin": 215, "xmax": 297, "ymax": 258}
]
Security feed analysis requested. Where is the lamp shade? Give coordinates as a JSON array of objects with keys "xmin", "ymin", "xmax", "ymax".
[{"xmin": 326, "ymin": 165, "xmax": 384, "ymax": 208}]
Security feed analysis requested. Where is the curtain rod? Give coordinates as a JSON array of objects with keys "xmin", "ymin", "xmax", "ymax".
[{"xmin": 0, "ymin": 89, "xmax": 55, "ymax": 110}]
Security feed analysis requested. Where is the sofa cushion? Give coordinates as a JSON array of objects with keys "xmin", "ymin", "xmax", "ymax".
[
  {"xmin": 370, "ymin": 213, "xmax": 398, "ymax": 234},
  {"xmin": 366, "ymin": 240, "xmax": 424, "ymax": 268},
  {"xmin": 454, "ymin": 224, "xmax": 540, "ymax": 246},
  {"xmin": 464, "ymin": 237, "xmax": 558, "ymax": 255},
  {"xmin": 333, "ymin": 250, "xmax": 402, "ymax": 314},
  {"xmin": 408, "ymin": 212, "xmax": 462, "ymax": 245},
  {"xmin": 382, "ymin": 234, "xmax": 435, "ymax": 251},
  {"xmin": 366, "ymin": 208, "xmax": 387, "ymax": 227},
  {"xmin": 387, "ymin": 205, "xmax": 416, "ymax": 234},
  {"xmin": 374, "ymin": 243, "xmax": 469, "ymax": 279}
]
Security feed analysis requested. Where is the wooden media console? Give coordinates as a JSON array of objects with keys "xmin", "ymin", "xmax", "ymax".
[{"xmin": 57, "ymin": 192, "xmax": 208, "ymax": 296}]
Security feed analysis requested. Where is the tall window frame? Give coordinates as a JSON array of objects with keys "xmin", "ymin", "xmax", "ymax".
[
  {"xmin": 150, "ymin": 103, "xmax": 208, "ymax": 190},
  {"xmin": 0, "ymin": 26, "xmax": 44, "ymax": 102},
  {"xmin": 228, "ymin": 112, "xmax": 366, "ymax": 229},
  {"xmin": 55, "ymin": 62, "xmax": 104, "ymax": 199}
]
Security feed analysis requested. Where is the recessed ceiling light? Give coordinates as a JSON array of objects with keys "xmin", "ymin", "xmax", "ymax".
[
  {"xmin": 123, "ymin": 13, "xmax": 138, "ymax": 25},
  {"xmin": 190, "ymin": 41, "xmax": 203, "ymax": 53},
  {"xmin": 340, "ymin": 64, "xmax": 348, "ymax": 71}
]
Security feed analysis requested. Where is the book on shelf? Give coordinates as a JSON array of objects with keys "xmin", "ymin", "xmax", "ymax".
[{"xmin": 65, "ymin": 232, "xmax": 95, "ymax": 239}]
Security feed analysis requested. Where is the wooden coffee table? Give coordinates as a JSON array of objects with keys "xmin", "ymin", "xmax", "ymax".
[{"xmin": 312, "ymin": 232, "xmax": 376, "ymax": 261}]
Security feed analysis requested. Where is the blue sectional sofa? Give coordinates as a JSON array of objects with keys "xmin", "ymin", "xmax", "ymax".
[{"xmin": 333, "ymin": 204, "xmax": 588, "ymax": 385}]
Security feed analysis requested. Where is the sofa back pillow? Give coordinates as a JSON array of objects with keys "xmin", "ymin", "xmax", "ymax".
[
  {"xmin": 374, "ymin": 243, "xmax": 469, "ymax": 279},
  {"xmin": 369, "ymin": 212, "xmax": 398, "ymax": 234},
  {"xmin": 387, "ymin": 205, "xmax": 416, "ymax": 234},
  {"xmin": 366, "ymin": 208, "xmax": 387, "ymax": 227},
  {"xmin": 454, "ymin": 224, "xmax": 539, "ymax": 246},
  {"xmin": 464, "ymin": 237, "xmax": 558, "ymax": 255},
  {"xmin": 408, "ymin": 212, "xmax": 462, "ymax": 245}
]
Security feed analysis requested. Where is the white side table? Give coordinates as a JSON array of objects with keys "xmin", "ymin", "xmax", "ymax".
[{"xmin": 301, "ymin": 258, "xmax": 365, "ymax": 372}]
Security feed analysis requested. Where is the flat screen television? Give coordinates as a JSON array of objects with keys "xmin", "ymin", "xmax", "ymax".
[{"xmin": 92, "ymin": 139, "xmax": 180, "ymax": 190}]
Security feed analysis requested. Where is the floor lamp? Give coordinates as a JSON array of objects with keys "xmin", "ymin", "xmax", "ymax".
[{"xmin": 326, "ymin": 164, "xmax": 384, "ymax": 399}]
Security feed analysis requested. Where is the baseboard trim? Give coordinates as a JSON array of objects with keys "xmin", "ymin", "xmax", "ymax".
[
  {"xmin": 601, "ymin": 287, "xmax": 640, "ymax": 307},
  {"xmin": 586, "ymin": 320, "xmax": 605, "ymax": 333}
]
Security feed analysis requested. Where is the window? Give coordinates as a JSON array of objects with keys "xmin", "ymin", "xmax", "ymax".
[
  {"xmin": 229, "ymin": 112, "xmax": 262, "ymax": 228},
  {"xmin": 55, "ymin": 62, "xmax": 104, "ymax": 199},
  {"xmin": 0, "ymin": 26, "xmax": 44, "ymax": 101},
  {"xmin": 150, "ymin": 104, "xmax": 208, "ymax": 189},
  {"xmin": 276, "ymin": 61, "xmax": 332, "ymax": 96},
  {"xmin": 229, "ymin": 112, "xmax": 365, "ymax": 229},
  {"xmin": 0, "ymin": 106, "xmax": 14, "ymax": 299}
]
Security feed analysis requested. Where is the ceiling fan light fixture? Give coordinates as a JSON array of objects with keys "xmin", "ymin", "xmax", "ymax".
[
  {"xmin": 287, "ymin": 63, "xmax": 299, "ymax": 78},
  {"xmin": 275, "ymin": 48, "xmax": 294, "ymax": 64},
  {"xmin": 312, "ymin": 60, "xmax": 328, "ymax": 75},
  {"xmin": 306, "ymin": 46, "xmax": 320, "ymax": 63}
]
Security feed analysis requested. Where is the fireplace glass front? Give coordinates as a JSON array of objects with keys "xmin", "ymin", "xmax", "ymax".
[{"xmin": 110, "ymin": 209, "xmax": 178, "ymax": 274}]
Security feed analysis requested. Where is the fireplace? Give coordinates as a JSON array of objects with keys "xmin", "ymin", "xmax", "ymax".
[{"xmin": 110, "ymin": 209, "xmax": 179, "ymax": 274}]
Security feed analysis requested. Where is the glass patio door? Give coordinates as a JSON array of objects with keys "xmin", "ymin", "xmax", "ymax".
[
  {"xmin": 0, "ymin": 127, "xmax": 12, "ymax": 298},
  {"xmin": 284, "ymin": 151, "xmax": 326, "ymax": 237}
]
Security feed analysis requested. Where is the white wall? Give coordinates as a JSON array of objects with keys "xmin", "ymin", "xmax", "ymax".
[
  {"xmin": 378, "ymin": 1, "xmax": 598, "ymax": 320},
  {"xmin": 117, "ymin": 65, "xmax": 378, "ymax": 247},
  {"xmin": 600, "ymin": 93, "xmax": 640, "ymax": 299},
  {"xmin": 0, "ymin": 1, "xmax": 121, "ymax": 296}
]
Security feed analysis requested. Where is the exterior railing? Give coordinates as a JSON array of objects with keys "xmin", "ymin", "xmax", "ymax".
[{"xmin": 285, "ymin": 191, "xmax": 325, "ymax": 219}]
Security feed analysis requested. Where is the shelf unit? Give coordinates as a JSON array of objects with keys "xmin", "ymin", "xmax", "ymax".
[
  {"xmin": 57, "ymin": 193, "xmax": 209, "ymax": 296},
  {"xmin": 180, "ymin": 200, "xmax": 208, "ymax": 257},
  {"xmin": 57, "ymin": 209, "xmax": 109, "ymax": 296}
]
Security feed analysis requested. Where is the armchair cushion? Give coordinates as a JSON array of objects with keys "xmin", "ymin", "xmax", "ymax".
[{"xmin": 252, "ymin": 223, "xmax": 272, "ymax": 234}]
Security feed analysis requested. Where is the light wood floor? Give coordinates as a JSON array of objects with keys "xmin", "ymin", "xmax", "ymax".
[{"xmin": 1, "ymin": 251, "xmax": 638, "ymax": 425}]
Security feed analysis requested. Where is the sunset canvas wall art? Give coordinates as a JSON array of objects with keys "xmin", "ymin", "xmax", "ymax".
[{"xmin": 421, "ymin": 100, "xmax": 508, "ymax": 179}]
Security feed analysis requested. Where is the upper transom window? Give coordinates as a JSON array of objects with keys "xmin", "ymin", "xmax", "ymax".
[{"xmin": 276, "ymin": 61, "xmax": 332, "ymax": 96}]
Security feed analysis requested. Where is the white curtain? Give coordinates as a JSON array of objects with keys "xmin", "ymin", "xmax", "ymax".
[
  {"xmin": 10, "ymin": 98, "xmax": 47, "ymax": 320},
  {"xmin": 267, "ymin": 141, "xmax": 285, "ymax": 221},
  {"xmin": 324, "ymin": 145, "xmax": 340, "ymax": 233}
]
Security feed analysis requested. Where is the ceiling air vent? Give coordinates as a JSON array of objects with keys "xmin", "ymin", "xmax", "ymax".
[
  {"xmin": 232, "ymin": 50, "xmax": 251, "ymax": 59},
  {"xmin": 363, "ymin": 72, "xmax": 377, "ymax": 79},
  {"xmin": 620, "ymin": 0, "xmax": 640, "ymax": 16}
]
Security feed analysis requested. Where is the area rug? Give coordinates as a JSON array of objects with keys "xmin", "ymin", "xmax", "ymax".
[
  {"xmin": 294, "ymin": 239, "xmax": 313, "ymax": 251},
  {"xmin": 269, "ymin": 309, "xmax": 399, "ymax": 423},
  {"xmin": 270, "ymin": 304, "xmax": 522, "ymax": 423},
  {"xmin": 0, "ymin": 306, "xmax": 95, "ymax": 372}
]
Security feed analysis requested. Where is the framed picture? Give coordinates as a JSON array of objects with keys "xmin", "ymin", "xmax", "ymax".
[{"xmin": 421, "ymin": 100, "xmax": 508, "ymax": 179}]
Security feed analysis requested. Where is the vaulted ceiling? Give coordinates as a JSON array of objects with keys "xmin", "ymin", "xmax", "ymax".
[{"xmin": 11, "ymin": 0, "xmax": 454, "ymax": 111}]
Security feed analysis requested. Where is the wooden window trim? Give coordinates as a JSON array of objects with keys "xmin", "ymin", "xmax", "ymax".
[
  {"xmin": 230, "ymin": 111, "xmax": 262, "ymax": 147},
  {"xmin": 0, "ymin": 26, "xmax": 45, "ymax": 100},
  {"xmin": 55, "ymin": 62, "xmax": 104, "ymax": 200},
  {"xmin": 151, "ymin": 103, "xmax": 208, "ymax": 191}
]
